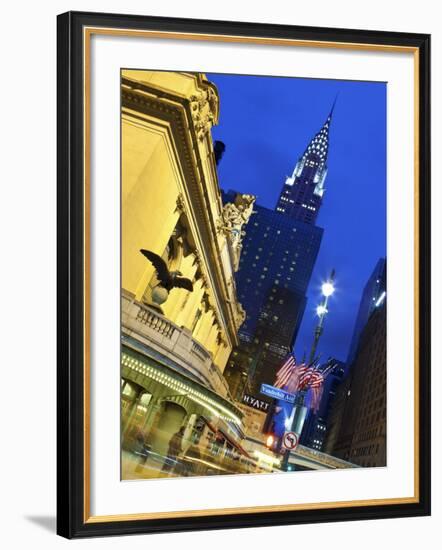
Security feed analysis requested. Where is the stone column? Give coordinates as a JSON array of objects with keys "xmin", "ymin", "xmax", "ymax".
[
  {"xmin": 142, "ymin": 395, "xmax": 163, "ymax": 436},
  {"xmin": 122, "ymin": 386, "xmax": 143, "ymax": 437}
]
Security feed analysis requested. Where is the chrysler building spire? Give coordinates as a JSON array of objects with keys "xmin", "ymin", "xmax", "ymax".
[{"xmin": 275, "ymin": 101, "xmax": 336, "ymax": 224}]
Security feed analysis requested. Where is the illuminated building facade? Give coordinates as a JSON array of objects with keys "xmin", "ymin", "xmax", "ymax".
[{"xmin": 120, "ymin": 71, "xmax": 254, "ymax": 476}]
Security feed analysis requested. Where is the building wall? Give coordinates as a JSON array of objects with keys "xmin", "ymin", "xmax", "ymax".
[
  {"xmin": 120, "ymin": 71, "xmax": 255, "ymax": 474},
  {"xmin": 347, "ymin": 304, "xmax": 387, "ymax": 467},
  {"xmin": 121, "ymin": 70, "xmax": 248, "ymax": 373},
  {"xmin": 322, "ymin": 376, "xmax": 351, "ymax": 456},
  {"xmin": 325, "ymin": 303, "xmax": 386, "ymax": 467}
]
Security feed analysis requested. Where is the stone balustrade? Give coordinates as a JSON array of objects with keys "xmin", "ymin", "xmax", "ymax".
[{"xmin": 122, "ymin": 293, "xmax": 229, "ymax": 397}]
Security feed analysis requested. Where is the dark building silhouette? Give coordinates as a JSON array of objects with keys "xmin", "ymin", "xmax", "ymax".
[
  {"xmin": 347, "ymin": 258, "xmax": 386, "ymax": 364},
  {"xmin": 322, "ymin": 375, "xmax": 351, "ymax": 456},
  {"xmin": 223, "ymin": 358, "xmax": 249, "ymax": 401},
  {"xmin": 301, "ymin": 359, "xmax": 346, "ymax": 450},
  {"xmin": 224, "ymin": 105, "xmax": 335, "ymax": 396},
  {"xmin": 324, "ymin": 299, "xmax": 386, "ymax": 467},
  {"xmin": 214, "ymin": 140, "xmax": 226, "ymax": 165}
]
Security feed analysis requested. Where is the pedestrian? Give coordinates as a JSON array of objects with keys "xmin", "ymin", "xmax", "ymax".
[
  {"xmin": 162, "ymin": 426, "xmax": 185, "ymax": 474},
  {"xmin": 129, "ymin": 425, "xmax": 145, "ymax": 455},
  {"xmin": 183, "ymin": 443, "xmax": 203, "ymax": 477},
  {"xmin": 134, "ymin": 429, "xmax": 152, "ymax": 475}
]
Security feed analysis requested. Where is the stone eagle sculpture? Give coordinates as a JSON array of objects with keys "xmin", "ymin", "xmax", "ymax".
[{"xmin": 140, "ymin": 249, "xmax": 194, "ymax": 298}]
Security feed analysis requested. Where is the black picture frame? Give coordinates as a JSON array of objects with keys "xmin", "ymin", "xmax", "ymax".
[{"xmin": 57, "ymin": 10, "xmax": 431, "ymax": 539}]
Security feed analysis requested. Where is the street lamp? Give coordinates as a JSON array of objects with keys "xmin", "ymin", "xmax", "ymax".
[
  {"xmin": 309, "ymin": 269, "xmax": 335, "ymax": 363},
  {"xmin": 316, "ymin": 304, "xmax": 328, "ymax": 317},
  {"xmin": 281, "ymin": 270, "xmax": 336, "ymax": 472},
  {"xmin": 321, "ymin": 281, "xmax": 335, "ymax": 297}
]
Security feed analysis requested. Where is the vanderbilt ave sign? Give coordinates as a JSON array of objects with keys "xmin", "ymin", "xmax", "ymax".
[{"xmin": 242, "ymin": 393, "xmax": 270, "ymax": 412}]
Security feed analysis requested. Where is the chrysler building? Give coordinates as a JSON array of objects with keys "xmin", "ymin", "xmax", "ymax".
[{"xmin": 275, "ymin": 102, "xmax": 335, "ymax": 224}]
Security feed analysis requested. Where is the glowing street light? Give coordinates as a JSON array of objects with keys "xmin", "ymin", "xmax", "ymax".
[
  {"xmin": 321, "ymin": 281, "xmax": 335, "ymax": 297},
  {"xmin": 309, "ymin": 269, "xmax": 336, "ymax": 363}
]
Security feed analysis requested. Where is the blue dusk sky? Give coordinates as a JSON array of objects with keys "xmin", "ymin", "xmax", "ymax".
[{"xmin": 208, "ymin": 72, "xmax": 386, "ymax": 364}]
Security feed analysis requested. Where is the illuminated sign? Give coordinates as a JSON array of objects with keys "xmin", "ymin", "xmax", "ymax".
[{"xmin": 242, "ymin": 393, "xmax": 270, "ymax": 412}]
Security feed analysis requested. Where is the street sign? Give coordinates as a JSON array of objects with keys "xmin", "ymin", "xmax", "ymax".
[
  {"xmin": 282, "ymin": 431, "xmax": 299, "ymax": 451},
  {"xmin": 260, "ymin": 383, "xmax": 296, "ymax": 403}
]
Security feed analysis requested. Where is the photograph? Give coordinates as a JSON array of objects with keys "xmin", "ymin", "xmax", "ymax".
[
  {"xmin": 54, "ymin": 9, "xmax": 430, "ymax": 538},
  {"xmin": 120, "ymin": 69, "xmax": 387, "ymax": 480}
]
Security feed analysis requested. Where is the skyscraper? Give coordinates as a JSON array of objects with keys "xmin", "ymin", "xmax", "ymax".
[
  {"xmin": 323, "ymin": 259, "xmax": 387, "ymax": 465},
  {"xmin": 275, "ymin": 103, "xmax": 334, "ymax": 224},
  {"xmin": 347, "ymin": 258, "xmax": 387, "ymax": 364},
  {"xmin": 224, "ymin": 105, "xmax": 335, "ymax": 395},
  {"xmin": 324, "ymin": 300, "xmax": 386, "ymax": 467},
  {"xmin": 231, "ymin": 202, "xmax": 323, "ymax": 345}
]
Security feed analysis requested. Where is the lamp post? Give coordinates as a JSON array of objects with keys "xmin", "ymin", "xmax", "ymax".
[
  {"xmin": 309, "ymin": 269, "xmax": 335, "ymax": 363},
  {"xmin": 281, "ymin": 269, "xmax": 336, "ymax": 472}
]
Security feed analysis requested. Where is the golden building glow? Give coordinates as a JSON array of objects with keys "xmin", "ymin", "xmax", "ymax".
[
  {"xmin": 122, "ymin": 70, "xmax": 250, "ymax": 370},
  {"xmin": 120, "ymin": 70, "xmax": 257, "ymax": 479}
]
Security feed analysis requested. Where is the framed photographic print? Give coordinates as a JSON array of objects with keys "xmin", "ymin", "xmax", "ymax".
[{"xmin": 57, "ymin": 11, "xmax": 431, "ymax": 538}]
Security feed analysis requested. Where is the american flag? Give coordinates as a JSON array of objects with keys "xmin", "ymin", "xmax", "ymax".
[
  {"xmin": 274, "ymin": 356, "xmax": 337, "ymax": 410},
  {"xmin": 274, "ymin": 355, "xmax": 310, "ymax": 393},
  {"xmin": 274, "ymin": 355, "xmax": 296, "ymax": 388},
  {"xmin": 308, "ymin": 362, "xmax": 337, "ymax": 411},
  {"xmin": 297, "ymin": 360, "xmax": 321, "ymax": 390},
  {"xmin": 310, "ymin": 385, "xmax": 324, "ymax": 412}
]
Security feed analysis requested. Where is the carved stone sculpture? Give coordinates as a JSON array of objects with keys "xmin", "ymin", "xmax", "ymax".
[
  {"xmin": 189, "ymin": 87, "xmax": 218, "ymax": 141},
  {"xmin": 218, "ymin": 193, "xmax": 256, "ymax": 270}
]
